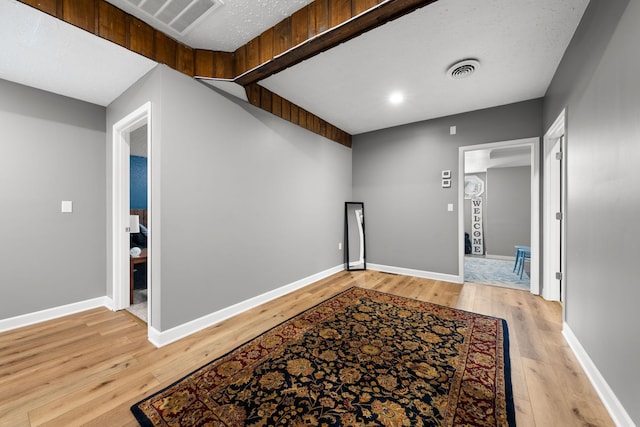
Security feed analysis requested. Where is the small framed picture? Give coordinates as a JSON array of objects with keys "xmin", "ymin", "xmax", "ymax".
[
  {"xmin": 442, "ymin": 179, "xmax": 451, "ymax": 188},
  {"xmin": 442, "ymin": 170, "xmax": 451, "ymax": 179}
]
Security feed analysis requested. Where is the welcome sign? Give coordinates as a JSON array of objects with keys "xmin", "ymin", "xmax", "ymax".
[{"xmin": 471, "ymin": 197, "xmax": 484, "ymax": 255}]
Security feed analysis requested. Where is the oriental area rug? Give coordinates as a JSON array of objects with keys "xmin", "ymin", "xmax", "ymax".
[{"xmin": 131, "ymin": 287, "xmax": 515, "ymax": 427}]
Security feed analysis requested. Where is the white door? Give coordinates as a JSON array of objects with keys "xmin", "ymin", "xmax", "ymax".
[
  {"xmin": 547, "ymin": 136, "xmax": 563, "ymax": 300},
  {"xmin": 543, "ymin": 109, "xmax": 565, "ymax": 302}
]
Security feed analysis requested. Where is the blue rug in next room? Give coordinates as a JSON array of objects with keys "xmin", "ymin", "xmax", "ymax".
[{"xmin": 464, "ymin": 256, "xmax": 530, "ymax": 290}]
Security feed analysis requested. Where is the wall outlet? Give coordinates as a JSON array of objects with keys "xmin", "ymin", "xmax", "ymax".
[{"xmin": 338, "ymin": 242, "xmax": 342, "ymax": 250}]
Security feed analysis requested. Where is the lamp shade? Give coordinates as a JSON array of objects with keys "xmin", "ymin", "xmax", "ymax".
[{"xmin": 129, "ymin": 215, "xmax": 140, "ymax": 233}]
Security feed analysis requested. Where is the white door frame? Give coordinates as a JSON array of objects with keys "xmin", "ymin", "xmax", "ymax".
[
  {"xmin": 112, "ymin": 102, "xmax": 152, "ymax": 324},
  {"xmin": 543, "ymin": 110, "xmax": 566, "ymax": 302},
  {"xmin": 458, "ymin": 137, "xmax": 540, "ymax": 294}
]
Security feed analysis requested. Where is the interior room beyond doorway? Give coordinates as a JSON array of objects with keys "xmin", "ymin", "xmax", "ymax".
[
  {"xmin": 127, "ymin": 125, "xmax": 149, "ymax": 322},
  {"xmin": 461, "ymin": 140, "xmax": 537, "ymax": 292}
]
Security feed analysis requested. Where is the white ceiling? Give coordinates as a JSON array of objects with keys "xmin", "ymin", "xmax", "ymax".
[
  {"xmin": 465, "ymin": 146, "xmax": 531, "ymax": 174},
  {"xmin": 262, "ymin": 0, "xmax": 590, "ymax": 134},
  {"xmin": 0, "ymin": 0, "xmax": 156, "ymax": 106},
  {"xmin": 0, "ymin": 0, "xmax": 590, "ymax": 134}
]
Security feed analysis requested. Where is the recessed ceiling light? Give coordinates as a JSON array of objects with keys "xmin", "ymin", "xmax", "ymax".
[
  {"xmin": 389, "ymin": 92, "xmax": 404, "ymax": 105},
  {"xmin": 447, "ymin": 59, "xmax": 480, "ymax": 80}
]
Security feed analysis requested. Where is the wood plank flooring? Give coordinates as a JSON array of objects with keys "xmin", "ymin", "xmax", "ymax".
[{"xmin": 0, "ymin": 270, "xmax": 614, "ymax": 426}]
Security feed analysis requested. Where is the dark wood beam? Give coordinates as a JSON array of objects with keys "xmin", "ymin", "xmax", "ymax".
[
  {"xmin": 245, "ymin": 84, "xmax": 351, "ymax": 147},
  {"xmin": 234, "ymin": 0, "xmax": 439, "ymax": 86},
  {"xmin": 19, "ymin": 0, "xmax": 435, "ymax": 145}
]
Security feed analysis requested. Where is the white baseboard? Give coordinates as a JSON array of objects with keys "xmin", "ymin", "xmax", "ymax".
[
  {"xmin": 563, "ymin": 323, "xmax": 636, "ymax": 427},
  {"xmin": 368, "ymin": 263, "xmax": 462, "ymax": 284},
  {"xmin": 148, "ymin": 264, "xmax": 345, "ymax": 348},
  {"xmin": 0, "ymin": 296, "xmax": 113, "ymax": 333}
]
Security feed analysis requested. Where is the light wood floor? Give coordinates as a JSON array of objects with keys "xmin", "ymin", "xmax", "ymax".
[{"xmin": 0, "ymin": 271, "xmax": 614, "ymax": 426}]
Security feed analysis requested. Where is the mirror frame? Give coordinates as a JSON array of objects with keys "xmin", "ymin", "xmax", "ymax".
[{"xmin": 344, "ymin": 202, "xmax": 366, "ymax": 271}]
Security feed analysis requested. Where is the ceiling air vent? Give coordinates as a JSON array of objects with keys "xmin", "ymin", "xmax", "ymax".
[
  {"xmin": 447, "ymin": 59, "xmax": 480, "ymax": 80},
  {"xmin": 126, "ymin": 0, "xmax": 224, "ymax": 36}
]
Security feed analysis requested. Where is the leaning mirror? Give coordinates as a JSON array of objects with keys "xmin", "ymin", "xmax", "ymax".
[{"xmin": 345, "ymin": 202, "xmax": 366, "ymax": 271}]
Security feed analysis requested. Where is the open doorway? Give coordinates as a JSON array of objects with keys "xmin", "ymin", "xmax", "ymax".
[
  {"xmin": 127, "ymin": 125, "xmax": 149, "ymax": 321},
  {"xmin": 458, "ymin": 138, "xmax": 540, "ymax": 294},
  {"xmin": 112, "ymin": 103, "xmax": 152, "ymax": 325}
]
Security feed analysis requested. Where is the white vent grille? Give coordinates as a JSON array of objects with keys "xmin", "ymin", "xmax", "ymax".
[
  {"xmin": 447, "ymin": 59, "xmax": 480, "ymax": 80},
  {"xmin": 127, "ymin": 0, "xmax": 224, "ymax": 36}
]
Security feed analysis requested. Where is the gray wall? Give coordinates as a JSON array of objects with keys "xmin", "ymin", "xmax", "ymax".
[
  {"xmin": 485, "ymin": 166, "xmax": 530, "ymax": 257},
  {"xmin": 352, "ymin": 99, "xmax": 542, "ymax": 275},
  {"xmin": 0, "ymin": 79, "xmax": 106, "ymax": 319},
  {"xmin": 544, "ymin": 0, "xmax": 639, "ymax": 422},
  {"xmin": 108, "ymin": 66, "xmax": 351, "ymax": 331},
  {"xmin": 130, "ymin": 125, "xmax": 148, "ymax": 157}
]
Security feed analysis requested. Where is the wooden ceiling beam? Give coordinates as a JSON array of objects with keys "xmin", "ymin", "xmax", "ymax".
[
  {"xmin": 245, "ymin": 83, "xmax": 351, "ymax": 147},
  {"xmin": 15, "ymin": 0, "xmax": 439, "ymax": 146},
  {"xmin": 234, "ymin": 0, "xmax": 439, "ymax": 87}
]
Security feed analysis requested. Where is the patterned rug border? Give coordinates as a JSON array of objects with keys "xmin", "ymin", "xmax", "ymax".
[{"xmin": 131, "ymin": 286, "xmax": 516, "ymax": 426}]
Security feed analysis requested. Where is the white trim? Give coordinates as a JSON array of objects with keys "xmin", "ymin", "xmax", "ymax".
[
  {"xmin": 111, "ymin": 115, "xmax": 130, "ymax": 310},
  {"xmin": 543, "ymin": 110, "xmax": 566, "ymax": 302},
  {"xmin": 148, "ymin": 265, "xmax": 344, "ymax": 348},
  {"xmin": 563, "ymin": 323, "xmax": 636, "ymax": 427},
  {"xmin": 0, "ymin": 297, "xmax": 113, "ymax": 333},
  {"xmin": 368, "ymin": 263, "xmax": 462, "ymax": 284},
  {"xmin": 458, "ymin": 137, "xmax": 540, "ymax": 294},
  {"xmin": 144, "ymin": 109, "xmax": 154, "ymax": 328}
]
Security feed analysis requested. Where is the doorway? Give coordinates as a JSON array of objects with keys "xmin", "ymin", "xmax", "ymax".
[
  {"xmin": 127, "ymin": 125, "xmax": 149, "ymax": 321},
  {"xmin": 458, "ymin": 138, "xmax": 540, "ymax": 294},
  {"xmin": 112, "ymin": 103, "xmax": 152, "ymax": 325},
  {"xmin": 543, "ymin": 110, "xmax": 566, "ymax": 302}
]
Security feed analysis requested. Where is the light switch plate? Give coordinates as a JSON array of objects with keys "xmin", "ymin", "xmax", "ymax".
[
  {"xmin": 447, "ymin": 203, "xmax": 454, "ymax": 212},
  {"xmin": 61, "ymin": 201, "xmax": 73, "ymax": 213}
]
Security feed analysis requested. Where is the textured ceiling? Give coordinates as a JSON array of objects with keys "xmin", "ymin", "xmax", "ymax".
[
  {"xmin": 106, "ymin": 0, "xmax": 316, "ymax": 51},
  {"xmin": 261, "ymin": 0, "xmax": 590, "ymax": 134},
  {"xmin": 0, "ymin": 0, "xmax": 590, "ymax": 136},
  {"xmin": 0, "ymin": 0, "xmax": 156, "ymax": 106}
]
